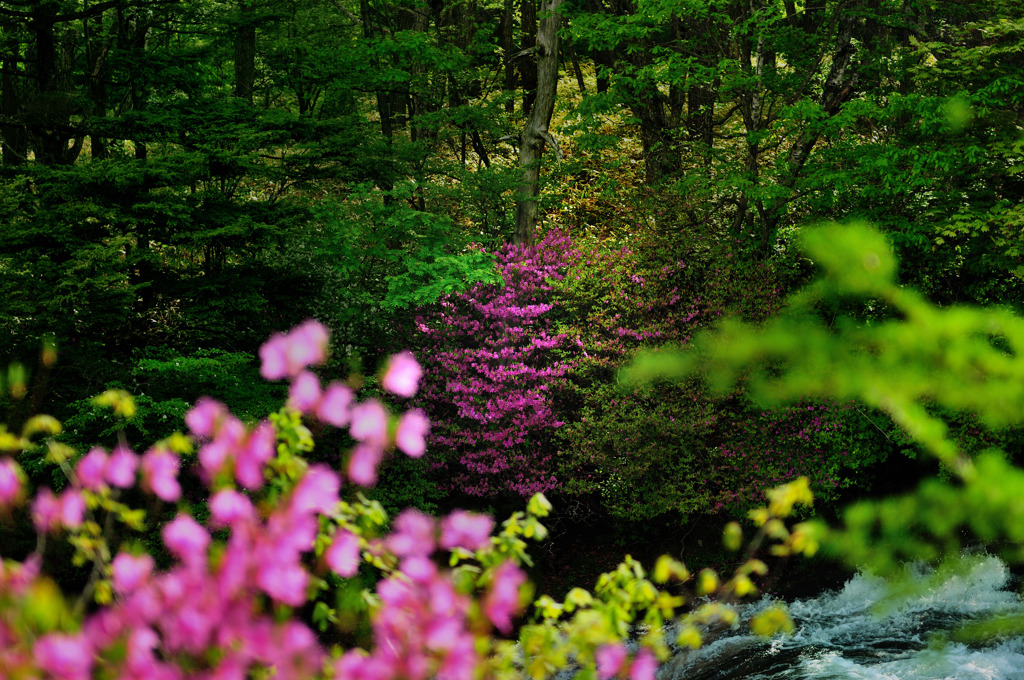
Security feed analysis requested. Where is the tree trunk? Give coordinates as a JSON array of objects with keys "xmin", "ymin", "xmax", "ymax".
[
  {"xmin": 513, "ymin": 0, "xmax": 563, "ymax": 245},
  {"xmin": 234, "ymin": 0, "xmax": 256, "ymax": 102},
  {"xmin": 2, "ymin": 38, "xmax": 26, "ymax": 166},
  {"xmin": 520, "ymin": 0, "xmax": 537, "ymax": 114}
]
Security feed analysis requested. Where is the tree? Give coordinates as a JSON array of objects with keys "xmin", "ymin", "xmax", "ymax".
[{"xmin": 513, "ymin": 0, "xmax": 564, "ymax": 245}]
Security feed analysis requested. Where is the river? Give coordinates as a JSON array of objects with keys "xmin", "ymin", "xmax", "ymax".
[{"xmin": 658, "ymin": 554, "xmax": 1024, "ymax": 679}]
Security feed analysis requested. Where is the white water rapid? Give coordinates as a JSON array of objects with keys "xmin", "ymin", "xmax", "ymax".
[{"xmin": 658, "ymin": 554, "xmax": 1024, "ymax": 680}]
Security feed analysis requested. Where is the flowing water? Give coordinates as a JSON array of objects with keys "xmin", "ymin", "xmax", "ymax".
[{"xmin": 658, "ymin": 555, "xmax": 1024, "ymax": 680}]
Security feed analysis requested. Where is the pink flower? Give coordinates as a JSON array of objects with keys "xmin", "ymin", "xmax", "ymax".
[
  {"xmin": 259, "ymin": 332, "xmax": 289, "ymax": 380},
  {"xmin": 141, "ymin": 448, "xmax": 181, "ymax": 502},
  {"xmin": 289, "ymin": 319, "xmax": 330, "ymax": 369},
  {"xmin": 317, "ymin": 382, "xmax": 353, "ymax": 427},
  {"xmin": 396, "ymin": 409, "xmax": 430, "ymax": 458},
  {"xmin": 258, "ymin": 560, "xmax": 309, "ymax": 606},
  {"xmin": 348, "ymin": 442, "xmax": 383, "ymax": 487},
  {"xmin": 629, "ymin": 649, "xmax": 657, "ymax": 680},
  {"xmin": 124, "ymin": 627, "xmax": 162, "ymax": 677},
  {"xmin": 291, "ymin": 465, "xmax": 340, "ymax": 516},
  {"xmin": 326, "ymin": 530, "xmax": 361, "ymax": 577},
  {"xmin": 334, "ymin": 649, "xmax": 370, "ymax": 680},
  {"xmin": 438, "ymin": 634, "xmax": 477, "ymax": 680},
  {"xmin": 484, "ymin": 561, "xmax": 526, "ymax": 633},
  {"xmin": 596, "ymin": 644, "xmax": 627, "ymax": 679},
  {"xmin": 0, "ymin": 456, "xmax": 23, "ymax": 507},
  {"xmin": 105, "ymin": 445, "xmax": 138, "ymax": 488},
  {"xmin": 31, "ymin": 488, "xmax": 60, "ymax": 533},
  {"xmin": 75, "ymin": 447, "xmax": 108, "ymax": 491},
  {"xmin": 400, "ymin": 555, "xmax": 437, "ymax": 584},
  {"xmin": 260, "ymin": 320, "xmax": 329, "ymax": 380},
  {"xmin": 210, "ymin": 489, "xmax": 255, "ymax": 527},
  {"xmin": 350, "ymin": 400, "xmax": 388, "ymax": 443},
  {"xmin": 236, "ymin": 421, "xmax": 275, "ymax": 490},
  {"xmin": 185, "ymin": 397, "xmax": 227, "ymax": 438},
  {"xmin": 440, "ymin": 511, "xmax": 493, "ymax": 552},
  {"xmin": 111, "ymin": 552, "xmax": 154, "ymax": 596},
  {"xmin": 162, "ymin": 514, "xmax": 210, "ymax": 566},
  {"xmin": 288, "ymin": 370, "xmax": 322, "ymax": 413},
  {"xmin": 383, "ymin": 352, "xmax": 422, "ymax": 397},
  {"xmin": 35, "ymin": 632, "xmax": 93, "ymax": 680},
  {"xmin": 59, "ymin": 489, "xmax": 85, "ymax": 528},
  {"xmin": 389, "ymin": 509, "xmax": 436, "ymax": 557}
]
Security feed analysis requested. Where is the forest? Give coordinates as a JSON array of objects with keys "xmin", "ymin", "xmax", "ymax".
[{"xmin": 1, "ymin": 0, "xmax": 1024, "ymax": 677}]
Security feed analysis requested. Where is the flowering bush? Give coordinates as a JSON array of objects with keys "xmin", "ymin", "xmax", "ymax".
[
  {"xmin": 413, "ymin": 231, "xmax": 583, "ymax": 497},
  {"xmin": 0, "ymin": 320, "xmax": 804, "ymax": 679}
]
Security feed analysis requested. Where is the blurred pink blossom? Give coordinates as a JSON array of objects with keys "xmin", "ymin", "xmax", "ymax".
[
  {"xmin": 396, "ymin": 409, "xmax": 430, "ymax": 458},
  {"xmin": 439, "ymin": 511, "xmax": 493, "ymax": 552},
  {"xmin": 31, "ymin": 488, "xmax": 60, "ymax": 533},
  {"xmin": 75, "ymin": 447, "xmax": 108, "ymax": 491},
  {"xmin": 209, "ymin": 489, "xmax": 255, "ymax": 527},
  {"xmin": 389, "ymin": 509, "xmax": 436, "ymax": 557},
  {"xmin": 35, "ymin": 632, "xmax": 93, "ymax": 680},
  {"xmin": 141, "ymin": 448, "xmax": 181, "ymax": 502},
  {"xmin": 260, "ymin": 320, "xmax": 329, "ymax": 380},
  {"xmin": 162, "ymin": 514, "xmax": 210, "ymax": 567},
  {"xmin": 484, "ymin": 561, "xmax": 526, "ymax": 633},
  {"xmin": 630, "ymin": 648, "xmax": 657, "ymax": 680},
  {"xmin": 111, "ymin": 553, "xmax": 155, "ymax": 596},
  {"xmin": 0, "ymin": 456, "xmax": 22, "ymax": 507},
  {"xmin": 106, "ymin": 445, "xmax": 138, "ymax": 488},
  {"xmin": 350, "ymin": 400, "xmax": 388, "ymax": 443},
  {"xmin": 326, "ymin": 530, "xmax": 361, "ymax": 577},
  {"xmin": 287, "ymin": 370, "xmax": 322, "ymax": 413},
  {"xmin": 348, "ymin": 442, "xmax": 383, "ymax": 487},
  {"xmin": 185, "ymin": 397, "xmax": 227, "ymax": 438},
  {"xmin": 290, "ymin": 464, "xmax": 340, "ymax": 516},
  {"xmin": 59, "ymin": 489, "xmax": 85, "ymax": 528},
  {"xmin": 596, "ymin": 643, "xmax": 627, "ymax": 679},
  {"xmin": 383, "ymin": 352, "xmax": 422, "ymax": 397},
  {"xmin": 317, "ymin": 382, "xmax": 354, "ymax": 427}
]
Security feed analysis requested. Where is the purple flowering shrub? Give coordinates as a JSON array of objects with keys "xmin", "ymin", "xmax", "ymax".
[
  {"xmin": 411, "ymin": 228, "xmax": 861, "ymax": 520},
  {"xmin": 411, "ymin": 227, "xmax": 899, "ymax": 521},
  {"xmin": 412, "ymin": 231, "xmax": 584, "ymax": 497},
  {"xmin": 2, "ymin": 320, "xmax": 742, "ymax": 680}
]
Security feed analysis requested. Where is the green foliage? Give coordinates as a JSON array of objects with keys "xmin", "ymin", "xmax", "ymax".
[
  {"xmin": 626, "ymin": 222, "xmax": 1024, "ymax": 470},
  {"xmin": 383, "ymin": 246, "xmax": 503, "ymax": 312},
  {"xmin": 549, "ymin": 232, "xmax": 840, "ymax": 521},
  {"xmin": 364, "ymin": 455, "xmax": 446, "ymax": 516},
  {"xmin": 623, "ymin": 220, "xmax": 1024, "ymax": 604}
]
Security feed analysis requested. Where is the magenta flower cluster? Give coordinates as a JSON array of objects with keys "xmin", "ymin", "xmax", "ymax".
[
  {"xmin": 0, "ymin": 321, "xmax": 530, "ymax": 680},
  {"xmin": 413, "ymin": 231, "xmax": 585, "ymax": 497},
  {"xmin": 412, "ymin": 230, "xmax": 715, "ymax": 500}
]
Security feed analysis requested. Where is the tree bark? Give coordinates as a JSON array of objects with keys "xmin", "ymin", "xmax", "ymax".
[
  {"xmin": 513, "ymin": 0, "xmax": 563, "ymax": 245},
  {"xmin": 520, "ymin": 0, "xmax": 537, "ymax": 114},
  {"xmin": 2, "ymin": 37, "xmax": 26, "ymax": 165},
  {"xmin": 234, "ymin": 0, "xmax": 256, "ymax": 102}
]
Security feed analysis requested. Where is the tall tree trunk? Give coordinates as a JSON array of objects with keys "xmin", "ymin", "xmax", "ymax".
[
  {"xmin": 520, "ymin": 0, "xmax": 537, "ymax": 114},
  {"xmin": 234, "ymin": 0, "xmax": 256, "ymax": 102},
  {"xmin": 513, "ymin": 0, "xmax": 563, "ymax": 245},
  {"xmin": 2, "ymin": 38, "xmax": 26, "ymax": 166}
]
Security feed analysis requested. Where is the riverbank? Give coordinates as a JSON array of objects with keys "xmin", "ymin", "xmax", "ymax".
[{"xmin": 527, "ymin": 509, "xmax": 855, "ymax": 603}]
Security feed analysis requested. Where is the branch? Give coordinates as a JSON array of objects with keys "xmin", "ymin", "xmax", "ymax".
[
  {"xmin": 509, "ymin": 45, "xmax": 540, "ymax": 61},
  {"xmin": 538, "ymin": 130, "xmax": 563, "ymax": 161}
]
